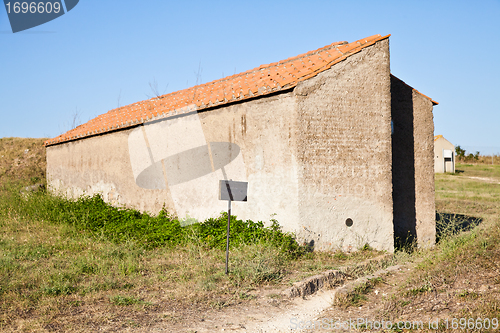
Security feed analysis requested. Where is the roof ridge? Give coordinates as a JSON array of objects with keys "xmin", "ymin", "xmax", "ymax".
[
  {"xmin": 45, "ymin": 34, "xmax": 391, "ymax": 146},
  {"xmin": 148, "ymin": 41, "xmax": 349, "ymax": 101}
]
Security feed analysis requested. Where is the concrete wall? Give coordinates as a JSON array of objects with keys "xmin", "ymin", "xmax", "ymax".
[
  {"xmin": 391, "ymin": 76, "xmax": 435, "ymax": 248},
  {"xmin": 47, "ymin": 38, "xmax": 435, "ymax": 252},
  {"xmin": 46, "ymin": 129, "xmax": 172, "ymax": 213},
  {"xmin": 294, "ymin": 38, "xmax": 393, "ymax": 252},
  {"xmin": 434, "ymin": 137, "xmax": 455, "ymax": 173},
  {"xmin": 412, "ymin": 92, "xmax": 436, "ymax": 248}
]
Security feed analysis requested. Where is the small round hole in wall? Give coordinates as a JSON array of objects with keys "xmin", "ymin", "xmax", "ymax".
[{"xmin": 345, "ymin": 218, "xmax": 353, "ymax": 227}]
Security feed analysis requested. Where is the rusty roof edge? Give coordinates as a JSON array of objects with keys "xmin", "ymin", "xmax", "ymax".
[
  {"xmin": 44, "ymin": 122, "xmax": 142, "ymax": 147},
  {"xmin": 390, "ymin": 74, "xmax": 438, "ymax": 106},
  {"xmin": 44, "ymin": 87, "xmax": 300, "ymax": 147}
]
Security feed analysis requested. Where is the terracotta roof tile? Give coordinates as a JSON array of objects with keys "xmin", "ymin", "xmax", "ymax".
[{"xmin": 45, "ymin": 34, "xmax": 391, "ymax": 146}]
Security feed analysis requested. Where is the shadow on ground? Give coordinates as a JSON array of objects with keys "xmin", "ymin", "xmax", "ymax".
[{"xmin": 435, "ymin": 212, "xmax": 483, "ymax": 243}]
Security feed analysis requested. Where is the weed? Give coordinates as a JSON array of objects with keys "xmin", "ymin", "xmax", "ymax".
[
  {"xmin": 109, "ymin": 295, "xmax": 146, "ymax": 306},
  {"xmin": 435, "ymin": 212, "xmax": 482, "ymax": 243},
  {"xmin": 238, "ymin": 292, "xmax": 256, "ymax": 300},
  {"xmin": 335, "ymin": 277, "xmax": 382, "ymax": 308},
  {"xmin": 406, "ymin": 281, "xmax": 433, "ymax": 296},
  {"xmin": 400, "ymin": 300, "xmax": 411, "ymax": 307},
  {"xmin": 360, "ymin": 243, "xmax": 372, "ymax": 251},
  {"xmin": 42, "ymin": 284, "xmax": 77, "ymax": 296},
  {"xmin": 209, "ymin": 300, "xmax": 228, "ymax": 309},
  {"xmin": 4, "ymin": 187, "xmax": 306, "ymax": 257},
  {"xmin": 456, "ymin": 290, "xmax": 479, "ymax": 299},
  {"xmin": 332, "ymin": 251, "xmax": 348, "ymax": 260}
]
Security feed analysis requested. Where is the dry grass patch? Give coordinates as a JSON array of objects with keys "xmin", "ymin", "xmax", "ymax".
[
  {"xmin": 0, "ymin": 138, "xmax": 417, "ymax": 331},
  {"xmin": 0, "ymin": 138, "xmax": 46, "ymax": 187},
  {"xmin": 380, "ymin": 164, "xmax": 500, "ymax": 328},
  {"xmin": 0, "ymin": 210, "xmax": 388, "ymax": 331}
]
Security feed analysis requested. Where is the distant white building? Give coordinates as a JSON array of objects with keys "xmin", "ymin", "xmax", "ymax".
[{"xmin": 434, "ymin": 135, "xmax": 455, "ymax": 173}]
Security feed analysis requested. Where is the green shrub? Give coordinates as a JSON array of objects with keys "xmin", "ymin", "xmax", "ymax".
[{"xmin": 3, "ymin": 189, "xmax": 305, "ymax": 257}]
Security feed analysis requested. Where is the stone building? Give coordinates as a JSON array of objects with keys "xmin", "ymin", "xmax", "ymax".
[{"xmin": 45, "ymin": 34, "xmax": 438, "ymax": 252}]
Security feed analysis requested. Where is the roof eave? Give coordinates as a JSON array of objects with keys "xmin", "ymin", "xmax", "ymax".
[{"xmin": 390, "ymin": 74, "xmax": 438, "ymax": 106}]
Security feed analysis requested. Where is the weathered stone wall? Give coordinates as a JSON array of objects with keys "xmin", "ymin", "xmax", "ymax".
[
  {"xmin": 46, "ymin": 129, "xmax": 174, "ymax": 213},
  {"xmin": 294, "ymin": 39, "xmax": 394, "ymax": 251},
  {"xmin": 412, "ymin": 91, "xmax": 435, "ymax": 248},
  {"xmin": 391, "ymin": 76, "xmax": 435, "ymax": 248}
]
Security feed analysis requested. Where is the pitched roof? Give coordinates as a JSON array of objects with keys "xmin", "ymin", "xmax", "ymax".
[
  {"xmin": 434, "ymin": 135, "xmax": 443, "ymax": 141},
  {"xmin": 45, "ymin": 34, "xmax": 391, "ymax": 146},
  {"xmin": 434, "ymin": 135, "xmax": 454, "ymax": 147}
]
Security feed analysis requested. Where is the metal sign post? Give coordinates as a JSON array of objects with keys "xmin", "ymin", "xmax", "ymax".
[
  {"xmin": 225, "ymin": 199, "xmax": 231, "ymax": 275},
  {"xmin": 219, "ymin": 180, "xmax": 248, "ymax": 275}
]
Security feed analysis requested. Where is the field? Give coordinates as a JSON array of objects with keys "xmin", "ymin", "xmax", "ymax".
[
  {"xmin": 1, "ymin": 138, "xmax": 500, "ymax": 332},
  {"xmin": 392, "ymin": 164, "xmax": 500, "ymax": 328}
]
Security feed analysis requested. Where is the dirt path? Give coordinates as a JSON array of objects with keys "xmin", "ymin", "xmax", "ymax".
[
  {"xmin": 126, "ymin": 263, "xmax": 411, "ymax": 332},
  {"xmin": 465, "ymin": 176, "xmax": 500, "ymax": 184}
]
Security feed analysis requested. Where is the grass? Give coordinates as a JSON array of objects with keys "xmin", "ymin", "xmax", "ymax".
[
  {"xmin": 4, "ymin": 139, "xmax": 499, "ymax": 331},
  {"xmin": 457, "ymin": 154, "xmax": 500, "ymax": 166},
  {"xmin": 0, "ymin": 137, "xmax": 47, "ymax": 188},
  {"xmin": 335, "ymin": 277, "xmax": 383, "ymax": 308},
  {"xmin": 381, "ymin": 162, "xmax": 500, "ymax": 327},
  {"xmin": 325, "ymin": 162, "xmax": 500, "ymax": 330},
  {"xmin": 0, "ymin": 207, "xmax": 301, "ymax": 330},
  {"xmin": 2, "ymin": 187, "xmax": 304, "ymax": 255},
  {"xmin": 0, "ymin": 138, "xmax": 388, "ymax": 332}
]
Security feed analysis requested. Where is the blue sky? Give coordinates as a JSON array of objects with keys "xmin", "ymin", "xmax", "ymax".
[{"xmin": 1, "ymin": 0, "xmax": 499, "ymax": 154}]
